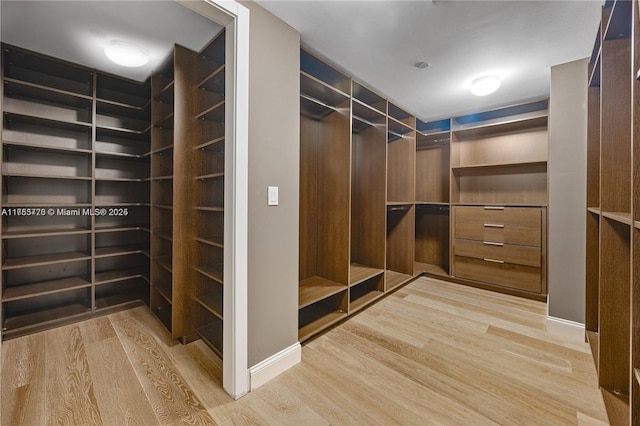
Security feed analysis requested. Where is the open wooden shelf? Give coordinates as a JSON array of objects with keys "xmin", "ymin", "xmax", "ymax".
[
  {"xmin": 1, "ymin": 227, "xmax": 91, "ymax": 239},
  {"xmin": 349, "ymin": 264, "xmax": 384, "ymax": 286},
  {"xmin": 452, "ymin": 160, "xmax": 547, "ymax": 170},
  {"xmin": 196, "ymin": 322, "xmax": 223, "ymax": 358},
  {"xmin": 601, "ymin": 211, "xmax": 632, "ymax": 226},
  {"xmin": 95, "ymin": 268, "xmax": 147, "ymax": 286},
  {"xmin": 195, "ymin": 235, "xmax": 223, "ymax": 248},
  {"xmin": 385, "ymin": 270, "xmax": 412, "ymax": 291},
  {"xmin": 2, "ymin": 302, "xmax": 90, "ymax": 335},
  {"xmin": 299, "ymin": 304, "xmax": 347, "ymax": 343},
  {"xmin": 414, "ymin": 262, "xmax": 448, "ymax": 277},
  {"xmin": 588, "ymin": 207, "xmax": 602, "ymax": 215},
  {"xmin": 349, "ymin": 290, "xmax": 384, "ymax": 314},
  {"xmin": 195, "ymin": 136, "xmax": 225, "ymax": 151},
  {"xmin": 584, "ymin": 4, "xmax": 636, "ymax": 416},
  {"xmin": 95, "ymin": 245, "xmax": 147, "ymax": 258},
  {"xmin": 195, "ymin": 265, "xmax": 223, "ymax": 284},
  {"xmin": 2, "ymin": 276, "xmax": 91, "ymax": 302},
  {"xmin": 299, "ymin": 276, "xmax": 346, "ymax": 309},
  {"xmin": 3, "ymin": 251, "xmax": 90, "ymax": 270},
  {"xmin": 195, "ymin": 294, "xmax": 223, "ymax": 320}
]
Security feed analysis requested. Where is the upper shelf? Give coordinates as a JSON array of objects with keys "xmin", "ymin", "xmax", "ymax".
[
  {"xmin": 452, "ymin": 101, "xmax": 548, "ymax": 139},
  {"xmin": 602, "ymin": 211, "xmax": 632, "ymax": 226},
  {"xmin": 300, "ymin": 71, "xmax": 350, "ymax": 120},
  {"xmin": 352, "ymin": 99, "xmax": 385, "ymax": 134},
  {"xmin": 199, "ymin": 30, "xmax": 225, "ymax": 70},
  {"xmin": 3, "ymin": 44, "xmax": 93, "ymax": 97},
  {"xmin": 388, "ymin": 102, "xmax": 414, "ymax": 129},
  {"xmin": 417, "ymin": 117, "xmax": 451, "ymax": 135},
  {"xmin": 96, "ymin": 74, "xmax": 150, "ymax": 110},
  {"xmin": 352, "ymin": 81, "xmax": 386, "ymax": 115},
  {"xmin": 388, "ymin": 117, "xmax": 414, "ymax": 141},
  {"xmin": 300, "ymin": 48, "xmax": 350, "ymax": 95},
  {"xmin": 603, "ymin": 0, "xmax": 632, "ymax": 41}
]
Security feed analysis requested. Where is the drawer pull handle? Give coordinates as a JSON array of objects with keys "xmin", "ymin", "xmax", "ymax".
[
  {"xmin": 483, "ymin": 258, "xmax": 505, "ymax": 264},
  {"xmin": 484, "ymin": 223, "xmax": 504, "ymax": 228},
  {"xmin": 483, "ymin": 241, "xmax": 504, "ymax": 246},
  {"xmin": 484, "ymin": 206, "xmax": 505, "ymax": 210}
]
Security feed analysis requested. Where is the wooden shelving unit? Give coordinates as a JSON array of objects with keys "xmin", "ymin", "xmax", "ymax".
[
  {"xmin": 415, "ymin": 118, "xmax": 451, "ymax": 277},
  {"xmin": 449, "ymin": 101, "xmax": 548, "ymax": 296},
  {"xmin": 192, "ymin": 31, "xmax": 226, "ymax": 356},
  {"xmin": 298, "ymin": 49, "xmax": 350, "ymax": 341},
  {"xmin": 350, "ymin": 81, "xmax": 387, "ymax": 311},
  {"xmin": 1, "ymin": 43, "xmax": 151, "ymax": 339},
  {"xmin": 585, "ymin": 1, "xmax": 636, "ymax": 422},
  {"xmin": 298, "ymin": 48, "xmax": 551, "ymax": 342},
  {"xmin": 1, "ymin": 32, "xmax": 225, "ymax": 349}
]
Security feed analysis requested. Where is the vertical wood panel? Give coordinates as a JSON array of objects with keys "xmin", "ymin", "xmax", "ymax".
[
  {"xmin": 585, "ymin": 212, "xmax": 600, "ymax": 332},
  {"xmin": 587, "ymin": 87, "xmax": 601, "ymax": 208},
  {"xmin": 600, "ymin": 38, "xmax": 631, "ymax": 213},
  {"xmin": 299, "ymin": 115, "xmax": 319, "ymax": 280},
  {"xmin": 387, "ymin": 132, "xmax": 416, "ymax": 203},
  {"xmin": 173, "ymin": 45, "xmax": 200, "ymax": 341},
  {"xmin": 416, "ymin": 142, "xmax": 450, "ymax": 203},
  {"xmin": 351, "ymin": 124, "xmax": 386, "ymax": 269},
  {"xmin": 599, "ymin": 218, "xmax": 630, "ymax": 394},
  {"xmin": 316, "ymin": 105, "xmax": 351, "ymax": 284},
  {"xmin": 415, "ymin": 207, "xmax": 450, "ymax": 274},
  {"xmin": 386, "ymin": 206, "xmax": 415, "ymax": 275}
]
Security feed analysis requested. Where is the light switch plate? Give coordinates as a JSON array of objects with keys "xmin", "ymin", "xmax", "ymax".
[{"xmin": 268, "ymin": 186, "xmax": 278, "ymax": 206}]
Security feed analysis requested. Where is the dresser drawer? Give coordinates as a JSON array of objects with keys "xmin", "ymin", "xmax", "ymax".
[
  {"xmin": 454, "ymin": 239, "xmax": 540, "ymax": 267},
  {"xmin": 455, "ymin": 206, "xmax": 541, "ymax": 228},
  {"xmin": 454, "ymin": 256, "xmax": 542, "ymax": 293},
  {"xmin": 455, "ymin": 221, "xmax": 541, "ymax": 247}
]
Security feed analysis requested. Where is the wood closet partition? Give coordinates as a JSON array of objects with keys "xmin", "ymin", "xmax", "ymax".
[{"xmin": 298, "ymin": 47, "xmax": 549, "ymax": 343}]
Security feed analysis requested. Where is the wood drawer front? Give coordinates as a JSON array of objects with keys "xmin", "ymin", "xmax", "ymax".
[
  {"xmin": 454, "ymin": 256, "xmax": 542, "ymax": 293},
  {"xmin": 455, "ymin": 222, "xmax": 541, "ymax": 247},
  {"xmin": 455, "ymin": 206, "xmax": 541, "ymax": 228},
  {"xmin": 454, "ymin": 239, "xmax": 541, "ymax": 267}
]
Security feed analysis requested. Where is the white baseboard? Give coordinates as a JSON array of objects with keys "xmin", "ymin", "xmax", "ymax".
[
  {"xmin": 545, "ymin": 316, "xmax": 585, "ymax": 342},
  {"xmin": 249, "ymin": 342, "xmax": 301, "ymax": 391}
]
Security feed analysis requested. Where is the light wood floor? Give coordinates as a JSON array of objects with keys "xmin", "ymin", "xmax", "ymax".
[{"xmin": 1, "ymin": 277, "xmax": 609, "ymax": 425}]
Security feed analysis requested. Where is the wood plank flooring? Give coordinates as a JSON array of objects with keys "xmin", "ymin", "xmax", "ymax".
[{"xmin": 1, "ymin": 277, "xmax": 609, "ymax": 425}]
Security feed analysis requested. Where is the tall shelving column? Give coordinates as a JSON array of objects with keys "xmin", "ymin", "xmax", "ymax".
[
  {"xmin": 349, "ymin": 82, "xmax": 386, "ymax": 314},
  {"xmin": 150, "ymin": 50, "xmax": 176, "ymax": 334},
  {"xmin": 298, "ymin": 49, "xmax": 351, "ymax": 342},
  {"xmin": 385, "ymin": 102, "xmax": 416, "ymax": 290},
  {"xmin": 94, "ymin": 72, "xmax": 151, "ymax": 310},
  {"xmin": 415, "ymin": 118, "xmax": 451, "ymax": 277},
  {"xmin": 150, "ymin": 45, "xmax": 201, "ymax": 341},
  {"xmin": 0, "ymin": 44, "xmax": 151, "ymax": 340},
  {"xmin": 632, "ymin": 0, "xmax": 640, "ymax": 422},
  {"xmin": 585, "ymin": 18, "xmax": 602, "ymax": 363},
  {"xmin": 192, "ymin": 31, "xmax": 226, "ymax": 357},
  {"xmin": 598, "ymin": 0, "xmax": 632, "ymax": 404},
  {"xmin": 1, "ymin": 45, "xmax": 94, "ymax": 337},
  {"xmin": 450, "ymin": 101, "xmax": 548, "ymax": 296}
]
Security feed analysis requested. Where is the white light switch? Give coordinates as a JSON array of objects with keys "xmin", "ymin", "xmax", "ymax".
[{"xmin": 268, "ymin": 186, "xmax": 278, "ymax": 206}]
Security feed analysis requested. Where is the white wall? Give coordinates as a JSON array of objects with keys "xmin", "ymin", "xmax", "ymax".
[{"xmin": 548, "ymin": 58, "xmax": 589, "ymax": 324}]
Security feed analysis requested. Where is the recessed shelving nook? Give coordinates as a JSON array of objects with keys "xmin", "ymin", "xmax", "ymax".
[
  {"xmin": 1, "ymin": 29, "xmax": 226, "ymax": 355},
  {"xmin": 584, "ymin": 0, "xmax": 637, "ymax": 422},
  {"xmin": 1, "ymin": 44, "xmax": 151, "ymax": 338},
  {"xmin": 415, "ymin": 118, "xmax": 451, "ymax": 277},
  {"xmin": 298, "ymin": 47, "xmax": 550, "ymax": 342}
]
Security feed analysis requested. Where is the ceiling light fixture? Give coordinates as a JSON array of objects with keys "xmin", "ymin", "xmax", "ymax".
[
  {"xmin": 104, "ymin": 40, "xmax": 149, "ymax": 68},
  {"xmin": 470, "ymin": 75, "xmax": 501, "ymax": 96}
]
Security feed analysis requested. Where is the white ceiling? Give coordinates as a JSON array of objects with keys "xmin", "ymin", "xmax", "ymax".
[
  {"xmin": 0, "ymin": 1, "xmax": 603, "ymax": 120},
  {"xmin": 0, "ymin": 1, "xmax": 223, "ymax": 82},
  {"xmin": 257, "ymin": 0, "xmax": 603, "ymax": 121}
]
